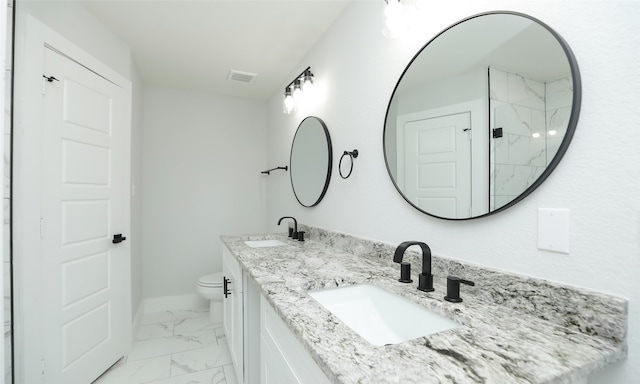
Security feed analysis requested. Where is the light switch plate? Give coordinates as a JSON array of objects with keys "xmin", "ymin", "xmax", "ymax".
[{"xmin": 537, "ymin": 208, "xmax": 570, "ymax": 254}]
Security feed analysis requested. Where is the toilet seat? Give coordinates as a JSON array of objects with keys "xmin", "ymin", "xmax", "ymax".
[{"xmin": 198, "ymin": 272, "xmax": 223, "ymax": 288}]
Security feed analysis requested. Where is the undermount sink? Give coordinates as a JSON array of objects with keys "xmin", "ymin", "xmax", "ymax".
[
  {"xmin": 308, "ymin": 284, "xmax": 458, "ymax": 346},
  {"xmin": 244, "ymin": 239, "xmax": 287, "ymax": 248}
]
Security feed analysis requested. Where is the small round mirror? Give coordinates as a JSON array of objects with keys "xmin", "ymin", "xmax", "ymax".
[
  {"xmin": 290, "ymin": 116, "xmax": 333, "ymax": 207},
  {"xmin": 384, "ymin": 11, "xmax": 581, "ymax": 220}
]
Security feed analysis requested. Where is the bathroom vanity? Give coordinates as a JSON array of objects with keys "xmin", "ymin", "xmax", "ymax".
[{"xmin": 221, "ymin": 227, "xmax": 627, "ymax": 384}]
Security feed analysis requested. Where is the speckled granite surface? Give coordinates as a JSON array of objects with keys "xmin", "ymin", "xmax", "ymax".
[{"xmin": 221, "ymin": 227, "xmax": 627, "ymax": 384}]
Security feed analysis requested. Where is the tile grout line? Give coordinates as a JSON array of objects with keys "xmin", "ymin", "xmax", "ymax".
[
  {"xmin": 111, "ymin": 310, "xmax": 232, "ymax": 383},
  {"xmin": 168, "ymin": 318, "xmax": 177, "ymax": 378}
]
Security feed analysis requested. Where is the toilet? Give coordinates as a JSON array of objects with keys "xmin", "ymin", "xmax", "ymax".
[{"xmin": 197, "ymin": 272, "xmax": 224, "ymax": 323}]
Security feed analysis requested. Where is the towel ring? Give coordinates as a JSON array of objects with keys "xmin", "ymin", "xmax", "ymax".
[{"xmin": 339, "ymin": 149, "xmax": 358, "ymax": 179}]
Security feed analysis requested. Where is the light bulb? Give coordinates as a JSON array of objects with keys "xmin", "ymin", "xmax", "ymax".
[
  {"xmin": 382, "ymin": 0, "xmax": 406, "ymax": 37},
  {"xmin": 302, "ymin": 70, "xmax": 314, "ymax": 93},
  {"xmin": 532, "ymin": 132, "xmax": 541, "ymax": 138},
  {"xmin": 283, "ymin": 88, "xmax": 295, "ymax": 114},
  {"xmin": 384, "ymin": 0, "xmax": 401, "ymax": 19},
  {"xmin": 548, "ymin": 130, "xmax": 557, "ymax": 136},
  {"xmin": 386, "ymin": 16, "xmax": 404, "ymax": 34},
  {"xmin": 293, "ymin": 80, "xmax": 303, "ymax": 103}
]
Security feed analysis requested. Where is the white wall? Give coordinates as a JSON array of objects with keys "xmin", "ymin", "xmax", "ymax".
[
  {"xmin": 266, "ymin": 1, "xmax": 640, "ymax": 383},
  {"xmin": 141, "ymin": 86, "xmax": 267, "ymax": 299}
]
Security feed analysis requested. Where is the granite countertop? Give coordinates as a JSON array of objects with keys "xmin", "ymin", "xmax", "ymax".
[{"xmin": 221, "ymin": 232, "xmax": 627, "ymax": 384}]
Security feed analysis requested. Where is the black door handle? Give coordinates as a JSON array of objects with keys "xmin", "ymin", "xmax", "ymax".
[
  {"xmin": 112, "ymin": 234, "xmax": 127, "ymax": 244},
  {"xmin": 223, "ymin": 277, "xmax": 231, "ymax": 298}
]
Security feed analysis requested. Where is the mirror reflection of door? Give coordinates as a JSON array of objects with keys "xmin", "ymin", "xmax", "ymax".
[
  {"xmin": 383, "ymin": 12, "xmax": 580, "ymax": 220},
  {"xmin": 398, "ymin": 112, "xmax": 471, "ymax": 219}
]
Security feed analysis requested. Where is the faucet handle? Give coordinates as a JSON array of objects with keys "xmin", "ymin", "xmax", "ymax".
[
  {"xmin": 398, "ymin": 262, "xmax": 413, "ymax": 283},
  {"xmin": 417, "ymin": 273, "xmax": 434, "ymax": 292},
  {"xmin": 444, "ymin": 276, "xmax": 475, "ymax": 303}
]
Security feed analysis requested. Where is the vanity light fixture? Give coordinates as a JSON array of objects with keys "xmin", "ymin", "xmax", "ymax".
[{"xmin": 282, "ymin": 66, "xmax": 314, "ymax": 114}]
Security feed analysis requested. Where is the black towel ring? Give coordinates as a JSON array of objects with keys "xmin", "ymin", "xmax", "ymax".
[{"xmin": 339, "ymin": 149, "xmax": 358, "ymax": 179}]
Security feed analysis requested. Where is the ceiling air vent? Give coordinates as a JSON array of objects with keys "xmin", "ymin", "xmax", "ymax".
[{"xmin": 227, "ymin": 70, "xmax": 257, "ymax": 84}]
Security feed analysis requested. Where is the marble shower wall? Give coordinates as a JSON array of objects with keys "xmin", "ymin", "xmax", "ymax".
[
  {"xmin": 546, "ymin": 75, "xmax": 574, "ymax": 163},
  {"xmin": 4, "ymin": 1, "xmax": 11, "ymax": 382},
  {"xmin": 489, "ymin": 67, "xmax": 572, "ymax": 210}
]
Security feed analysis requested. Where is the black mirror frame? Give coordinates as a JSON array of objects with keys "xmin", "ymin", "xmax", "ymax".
[
  {"xmin": 290, "ymin": 116, "xmax": 333, "ymax": 207},
  {"xmin": 383, "ymin": 10, "xmax": 582, "ymax": 220}
]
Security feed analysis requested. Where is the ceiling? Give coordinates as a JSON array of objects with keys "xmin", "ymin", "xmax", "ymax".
[{"xmin": 81, "ymin": 0, "xmax": 351, "ymax": 100}]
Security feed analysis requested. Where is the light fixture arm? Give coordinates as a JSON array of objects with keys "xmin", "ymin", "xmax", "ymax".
[{"xmin": 285, "ymin": 66, "xmax": 312, "ymax": 91}]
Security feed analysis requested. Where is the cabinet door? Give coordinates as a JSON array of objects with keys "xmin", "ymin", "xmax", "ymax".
[
  {"xmin": 261, "ymin": 335, "xmax": 295, "ymax": 384},
  {"xmin": 231, "ymin": 285, "xmax": 243, "ymax": 383},
  {"xmin": 223, "ymin": 247, "xmax": 244, "ymax": 384},
  {"xmin": 260, "ymin": 296, "xmax": 331, "ymax": 384},
  {"xmin": 243, "ymin": 271, "xmax": 261, "ymax": 384}
]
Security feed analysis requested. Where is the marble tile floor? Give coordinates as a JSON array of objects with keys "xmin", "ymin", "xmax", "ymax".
[{"xmin": 94, "ymin": 307, "xmax": 237, "ymax": 384}]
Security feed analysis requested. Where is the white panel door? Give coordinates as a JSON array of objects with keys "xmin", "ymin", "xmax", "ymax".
[
  {"xmin": 41, "ymin": 47, "xmax": 129, "ymax": 383},
  {"xmin": 402, "ymin": 112, "xmax": 471, "ymax": 218}
]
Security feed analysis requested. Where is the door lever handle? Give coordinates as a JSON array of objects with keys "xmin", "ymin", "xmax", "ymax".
[{"xmin": 112, "ymin": 234, "xmax": 127, "ymax": 244}]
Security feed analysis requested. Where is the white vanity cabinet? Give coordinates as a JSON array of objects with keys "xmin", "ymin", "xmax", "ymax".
[
  {"xmin": 260, "ymin": 295, "xmax": 331, "ymax": 384},
  {"xmin": 222, "ymin": 246, "xmax": 244, "ymax": 383},
  {"xmin": 224, "ymin": 245, "xmax": 329, "ymax": 384}
]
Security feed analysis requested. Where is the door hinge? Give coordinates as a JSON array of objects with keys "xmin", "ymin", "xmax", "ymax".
[
  {"xmin": 463, "ymin": 127, "xmax": 471, "ymax": 140},
  {"xmin": 493, "ymin": 127, "xmax": 503, "ymax": 138},
  {"xmin": 42, "ymin": 75, "xmax": 59, "ymax": 95},
  {"xmin": 40, "ymin": 218, "xmax": 44, "ymax": 238},
  {"xmin": 41, "ymin": 358, "xmax": 45, "ymax": 375}
]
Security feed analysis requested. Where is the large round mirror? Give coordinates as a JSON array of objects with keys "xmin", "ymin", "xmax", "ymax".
[
  {"xmin": 384, "ymin": 11, "xmax": 581, "ymax": 220},
  {"xmin": 290, "ymin": 116, "xmax": 333, "ymax": 207}
]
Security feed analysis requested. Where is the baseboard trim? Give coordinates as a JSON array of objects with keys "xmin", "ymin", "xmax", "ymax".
[{"xmin": 143, "ymin": 293, "xmax": 207, "ymax": 314}]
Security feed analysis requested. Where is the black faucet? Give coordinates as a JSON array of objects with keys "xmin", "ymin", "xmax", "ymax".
[
  {"xmin": 393, "ymin": 241, "xmax": 434, "ymax": 292},
  {"xmin": 444, "ymin": 276, "xmax": 475, "ymax": 303},
  {"xmin": 277, "ymin": 216, "xmax": 298, "ymax": 238}
]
